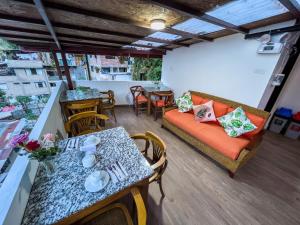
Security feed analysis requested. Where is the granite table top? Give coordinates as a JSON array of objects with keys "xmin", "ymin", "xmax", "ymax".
[
  {"xmin": 59, "ymin": 89, "xmax": 103, "ymax": 103},
  {"xmin": 21, "ymin": 127, "xmax": 153, "ymax": 225},
  {"xmin": 143, "ymin": 85, "xmax": 171, "ymax": 93}
]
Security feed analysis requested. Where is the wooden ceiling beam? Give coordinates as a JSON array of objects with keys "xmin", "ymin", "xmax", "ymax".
[
  {"xmin": 278, "ymin": 0, "xmax": 300, "ymax": 18},
  {"xmin": 32, "ymin": 0, "xmax": 61, "ymax": 49},
  {"xmin": 15, "ymin": 0, "xmax": 212, "ymax": 42},
  {"xmin": 0, "ymin": 15, "xmax": 187, "ymax": 48},
  {"xmin": 148, "ymin": 0, "xmax": 249, "ymax": 34}
]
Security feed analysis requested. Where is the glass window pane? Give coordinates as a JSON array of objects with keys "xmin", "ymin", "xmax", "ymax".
[
  {"xmin": 207, "ymin": 0, "xmax": 288, "ymax": 26},
  {"xmin": 173, "ymin": 18, "xmax": 224, "ymax": 34}
]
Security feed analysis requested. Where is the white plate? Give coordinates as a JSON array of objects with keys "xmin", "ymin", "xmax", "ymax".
[
  {"xmin": 84, "ymin": 170, "xmax": 110, "ymax": 193},
  {"xmin": 84, "ymin": 136, "xmax": 100, "ymax": 146}
]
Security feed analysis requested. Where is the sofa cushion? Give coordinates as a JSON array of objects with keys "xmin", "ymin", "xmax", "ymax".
[
  {"xmin": 227, "ymin": 107, "xmax": 266, "ymax": 138},
  {"xmin": 193, "ymin": 100, "xmax": 216, "ymax": 122},
  {"xmin": 217, "ymin": 107, "xmax": 257, "ymax": 138},
  {"xmin": 164, "ymin": 109, "xmax": 250, "ymax": 160},
  {"xmin": 200, "ymin": 98, "xmax": 229, "ymax": 118},
  {"xmin": 176, "ymin": 92, "xmax": 193, "ymax": 112},
  {"xmin": 191, "ymin": 95, "xmax": 205, "ymax": 105}
]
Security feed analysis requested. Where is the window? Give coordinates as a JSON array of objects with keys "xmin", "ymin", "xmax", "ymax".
[
  {"xmin": 91, "ymin": 66, "xmax": 94, "ymax": 72},
  {"xmin": 105, "ymin": 56, "xmax": 115, "ymax": 59},
  {"xmin": 35, "ymin": 82, "xmax": 45, "ymax": 88},
  {"xmin": 0, "ymin": 83, "xmax": 8, "ymax": 90},
  {"xmin": 23, "ymin": 82, "xmax": 30, "ymax": 85},
  {"xmin": 30, "ymin": 68, "xmax": 37, "ymax": 75},
  {"xmin": 113, "ymin": 67, "xmax": 118, "ymax": 73},
  {"xmin": 119, "ymin": 67, "xmax": 127, "ymax": 73},
  {"xmin": 13, "ymin": 83, "xmax": 20, "ymax": 85},
  {"xmin": 101, "ymin": 67, "xmax": 110, "ymax": 74}
]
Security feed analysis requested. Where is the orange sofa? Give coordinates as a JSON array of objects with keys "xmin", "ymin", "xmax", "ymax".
[{"xmin": 162, "ymin": 90, "xmax": 270, "ymax": 177}]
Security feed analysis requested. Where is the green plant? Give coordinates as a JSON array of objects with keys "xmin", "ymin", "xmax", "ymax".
[
  {"xmin": 132, "ymin": 58, "xmax": 162, "ymax": 81},
  {"xmin": 16, "ymin": 96, "xmax": 31, "ymax": 111}
]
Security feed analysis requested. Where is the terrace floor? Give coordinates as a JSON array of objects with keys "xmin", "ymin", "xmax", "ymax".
[{"xmin": 111, "ymin": 106, "xmax": 300, "ymax": 225}]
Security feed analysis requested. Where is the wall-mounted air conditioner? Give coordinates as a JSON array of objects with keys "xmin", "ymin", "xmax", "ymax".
[{"xmin": 257, "ymin": 42, "xmax": 283, "ymax": 54}]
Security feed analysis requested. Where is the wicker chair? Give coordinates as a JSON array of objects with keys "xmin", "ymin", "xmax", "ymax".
[
  {"xmin": 64, "ymin": 111, "xmax": 109, "ymax": 137},
  {"xmin": 151, "ymin": 91, "xmax": 174, "ymax": 120},
  {"xmin": 100, "ymin": 90, "xmax": 117, "ymax": 122},
  {"xmin": 75, "ymin": 187, "xmax": 146, "ymax": 225},
  {"xmin": 131, "ymin": 131, "xmax": 167, "ymax": 197},
  {"xmin": 130, "ymin": 86, "xmax": 148, "ymax": 116}
]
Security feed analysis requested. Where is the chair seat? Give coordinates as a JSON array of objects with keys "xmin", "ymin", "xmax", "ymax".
[
  {"xmin": 152, "ymin": 100, "xmax": 166, "ymax": 107},
  {"xmin": 136, "ymin": 95, "xmax": 148, "ymax": 104},
  {"xmin": 79, "ymin": 203, "xmax": 133, "ymax": 225}
]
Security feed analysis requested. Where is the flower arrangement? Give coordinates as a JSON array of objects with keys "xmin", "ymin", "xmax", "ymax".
[{"xmin": 10, "ymin": 132, "xmax": 59, "ymax": 162}]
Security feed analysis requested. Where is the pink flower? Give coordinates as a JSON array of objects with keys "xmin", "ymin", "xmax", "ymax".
[
  {"xmin": 25, "ymin": 140, "xmax": 40, "ymax": 152},
  {"xmin": 9, "ymin": 132, "xmax": 29, "ymax": 148},
  {"xmin": 43, "ymin": 133, "xmax": 55, "ymax": 142}
]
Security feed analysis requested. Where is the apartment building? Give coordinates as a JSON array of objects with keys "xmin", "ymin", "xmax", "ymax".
[
  {"xmin": 0, "ymin": 60, "xmax": 51, "ymax": 97},
  {"xmin": 88, "ymin": 55, "xmax": 132, "ymax": 81}
]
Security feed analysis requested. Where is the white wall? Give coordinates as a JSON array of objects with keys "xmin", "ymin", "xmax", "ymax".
[
  {"xmin": 274, "ymin": 55, "xmax": 300, "ymax": 112},
  {"xmin": 75, "ymin": 80, "xmax": 154, "ymax": 105},
  {"xmin": 0, "ymin": 81, "xmax": 67, "ymax": 225},
  {"xmin": 162, "ymin": 22, "xmax": 295, "ymax": 108}
]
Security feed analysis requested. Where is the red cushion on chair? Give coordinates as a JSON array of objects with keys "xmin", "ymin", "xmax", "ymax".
[
  {"xmin": 152, "ymin": 100, "xmax": 166, "ymax": 107},
  {"xmin": 136, "ymin": 95, "xmax": 148, "ymax": 104}
]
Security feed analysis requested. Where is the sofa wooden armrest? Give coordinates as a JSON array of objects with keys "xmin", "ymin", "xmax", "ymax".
[{"xmin": 162, "ymin": 105, "xmax": 177, "ymax": 115}]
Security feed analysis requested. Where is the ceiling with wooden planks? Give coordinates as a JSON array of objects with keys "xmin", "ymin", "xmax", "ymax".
[{"xmin": 0, "ymin": 0, "xmax": 298, "ymax": 57}]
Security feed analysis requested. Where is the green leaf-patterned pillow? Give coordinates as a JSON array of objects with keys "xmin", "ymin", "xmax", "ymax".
[
  {"xmin": 175, "ymin": 92, "xmax": 193, "ymax": 112},
  {"xmin": 217, "ymin": 107, "xmax": 257, "ymax": 137}
]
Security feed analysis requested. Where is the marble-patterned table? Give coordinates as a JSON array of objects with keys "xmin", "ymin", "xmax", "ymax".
[
  {"xmin": 22, "ymin": 127, "xmax": 153, "ymax": 225},
  {"xmin": 59, "ymin": 89, "xmax": 103, "ymax": 103}
]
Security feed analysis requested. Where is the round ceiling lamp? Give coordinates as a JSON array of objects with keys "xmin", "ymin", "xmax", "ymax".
[{"xmin": 150, "ymin": 19, "xmax": 166, "ymax": 30}]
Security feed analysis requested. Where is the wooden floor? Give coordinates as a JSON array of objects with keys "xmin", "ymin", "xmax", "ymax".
[{"xmin": 111, "ymin": 107, "xmax": 300, "ymax": 225}]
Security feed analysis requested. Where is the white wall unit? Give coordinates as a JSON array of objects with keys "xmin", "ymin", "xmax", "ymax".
[
  {"xmin": 0, "ymin": 81, "xmax": 67, "ymax": 225},
  {"xmin": 162, "ymin": 21, "xmax": 295, "ymax": 108},
  {"xmin": 274, "ymin": 55, "xmax": 300, "ymax": 112},
  {"xmin": 75, "ymin": 80, "xmax": 154, "ymax": 105}
]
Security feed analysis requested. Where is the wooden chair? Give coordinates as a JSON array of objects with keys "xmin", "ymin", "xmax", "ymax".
[
  {"xmin": 100, "ymin": 90, "xmax": 117, "ymax": 122},
  {"xmin": 131, "ymin": 131, "xmax": 167, "ymax": 197},
  {"xmin": 130, "ymin": 86, "xmax": 148, "ymax": 116},
  {"xmin": 75, "ymin": 187, "xmax": 146, "ymax": 225},
  {"xmin": 151, "ymin": 91, "xmax": 174, "ymax": 120},
  {"xmin": 64, "ymin": 111, "xmax": 109, "ymax": 137},
  {"xmin": 66, "ymin": 100, "xmax": 100, "ymax": 116}
]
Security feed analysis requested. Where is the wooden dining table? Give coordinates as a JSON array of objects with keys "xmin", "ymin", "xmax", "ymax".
[
  {"xmin": 21, "ymin": 127, "xmax": 154, "ymax": 225},
  {"xmin": 59, "ymin": 89, "xmax": 104, "ymax": 121},
  {"xmin": 143, "ymin": 85, "xmax": 172, "ymax": 115}
]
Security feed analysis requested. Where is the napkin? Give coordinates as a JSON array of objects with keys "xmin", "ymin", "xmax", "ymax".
[{"xmin": 80, "ymin": 144, "xmax": 96, "ymax": 154}]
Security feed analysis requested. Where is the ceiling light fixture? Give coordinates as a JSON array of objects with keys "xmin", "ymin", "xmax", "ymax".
[{"xmin": 150, "ymin": 19, "xmax": 166, "ymax": 30}]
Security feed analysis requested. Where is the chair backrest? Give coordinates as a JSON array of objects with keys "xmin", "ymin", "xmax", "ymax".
[
  {"xmin": 64, "ymin": 111, "xmax": 108, "ymax": 137},
  {"xmin": 152, "ymin": 91, "xmax": 174, "ymax": 107},
  {"xmin": 130, "ymin": 86, "xmax": 144, "ymax": 100},
  {"xmin": 100, "ymin": 90, "xmax": 115, "ymax": 105},
  {"xmin": 131, "ymin": 131, "xmax": 167, "ymax": 180},
  {"xmin": 66, "ymin": 100, "xmax": 100, "ymax": 116}
]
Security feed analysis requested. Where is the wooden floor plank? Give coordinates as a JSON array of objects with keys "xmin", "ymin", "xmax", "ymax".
[{"xmin": 111, "ymin": 107, "xmax": 300, "ymax": 225}]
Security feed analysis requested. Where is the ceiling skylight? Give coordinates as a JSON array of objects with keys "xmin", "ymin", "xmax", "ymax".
[
  {"xmin": 173, "ymin": 18, "xmax": 224, "ymax": 34},
  {"xmin": 133, "ymin": 40, "xmax": 165, "ymax": 47},
  {"xmin": 148, "ymin": 32, "xmax": 181, "ymax": 41},
  {"xmin": 207, "ymin": 0, "xmax": 288, "ymax": 26}
]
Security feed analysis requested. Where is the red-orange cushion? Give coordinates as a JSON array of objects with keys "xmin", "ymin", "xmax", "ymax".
[
  {"xmin": 136, "ymin": 95, "xmax": 148, "ymax": 103},
  {"xmin": 191, "ymin": 95, "xmax": 205, "ymax": 105},
  {"xmin": 227, "ymin": 107, "xmax": 266, "ymax": 138},
  {"xmin": 152, "ymin": 100, "xmax": 165, "ymax": 107},
  {"xmin": 164, "ymin": 109, "xmax": 250, "ymax": 160}
]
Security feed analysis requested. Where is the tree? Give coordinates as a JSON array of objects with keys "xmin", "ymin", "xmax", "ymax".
[
  {"xmin": 0, "ymin": 89, "xmax": 8, "ymax": 108},
  {"xmin": 16, "ymin": 96, "xmax": 31, "ymax": 111},
  {"xmin": 132, "ymin": 58, "xmax": 162, "ymax": 81}
]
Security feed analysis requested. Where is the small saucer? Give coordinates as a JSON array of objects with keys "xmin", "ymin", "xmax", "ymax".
[{"xmin": 84, "ymin": 170, "xmax": 110, "ymax": 192}]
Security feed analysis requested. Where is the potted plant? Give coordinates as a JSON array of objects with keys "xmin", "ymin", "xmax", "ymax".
[{"xmin": 10, "ymin": 133, "xmax": 59, "ymax": 176}]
